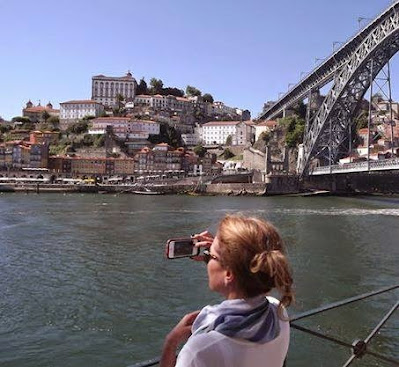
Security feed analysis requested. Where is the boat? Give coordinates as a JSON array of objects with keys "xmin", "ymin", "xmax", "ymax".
[{"xmin": 132, "ymin": 190, "xmax": 164, "ymax": 195}]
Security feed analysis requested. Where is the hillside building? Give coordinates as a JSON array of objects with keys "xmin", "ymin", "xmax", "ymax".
[{"xmin": 92, "ymin": 71, "xmax": 137, "ymax": 107}]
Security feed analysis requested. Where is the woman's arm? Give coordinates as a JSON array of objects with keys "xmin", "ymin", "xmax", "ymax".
[{"xmin": 160, "ymin": 311, "xmax": 200, "ymax": 367}]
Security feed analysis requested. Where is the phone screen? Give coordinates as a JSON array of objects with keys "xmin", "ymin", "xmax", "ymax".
[
  {"xmin": 173, "ymin": 239, "xmax": 194, "ymax": 257},
  {"xmin": 166, "ymin": 238, "xmax": 199, "ymax": 259}
]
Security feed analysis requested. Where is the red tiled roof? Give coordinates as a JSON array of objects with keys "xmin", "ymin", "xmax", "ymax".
[
  {"xmin": 203, "ymin": 121, "xmax": 242, "ymax": 126},
  {"xmin": 256, "ymin": 120, "xmax": 277, "ymax": 127},
  {"xmin": 94, "ymin": 117, "xmax": 131, "ymax": 121},
  {"xmin": 60, "ymin": 100, "xmax": 100, "ymax": 105},
  {"xmin": 24, "ymin": 106, "xmax": 59, "ymax": 113}
]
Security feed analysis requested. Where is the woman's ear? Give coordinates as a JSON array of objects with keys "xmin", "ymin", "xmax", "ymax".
[{"xmin": 224, "ymin": 268, "xmax": 235, "ymax": 286}]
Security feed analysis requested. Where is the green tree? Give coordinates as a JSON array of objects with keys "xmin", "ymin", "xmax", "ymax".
[
  {"xmin": 355, "ymin": 110, "xmax": 369, "ymax": 130},
  {"xmin": 225, "ymin": 135, "xmax": 232, "ymax": 146},
  {"xmin": 223, "ymin": 148, "xmax": 235, "ymax": 160},
  {"xmin": 149, "ymin": 78, "xmax": 164, "ymax": 95},
  {"xmin": 66, "ymin": 121, "xmax": 88, "ymax": 135},
  {"xmin": 41, "ymin": 110, "xmax": 50, "ymax": 123},
  {"xmin": 202, "ymin": 93, "xmax": 214, "ymax": 103},
  {"xmin": 292, "ymin": 101, "xmax": 307, "ymax": 120},
  {"xmin": 81, "ymin": 134, "xmax": 95, "ymax": 147},
  {"xmin": 21, "ymin": 122, "xmax": 35, "ymax": 130},
  {"xmin": 94, "ymin": 134, "xmax": 106, "ymax": 147},
  {"xmin": 136, "ymin": 78, "xmax": 148, "ymax": 95},
  {"xmin": 82, "ymin": 115, "xmax": 96, "ymax": 121},
  {"xmin": 186, "ymin": 85, "xmax": 202, "ymax": 97},
  {"xmin": 0, "ymin": 124, "xmax": 12, "ymax": 134},
  {"xmin": 163, "ymin": 87, "xmax": 184, "ymax": 97},
  {"xmin": 148, "ymin": 122, "xmax": 182, "ymax": 147},
  {"xmin": 12, "ymin": 116, "xmax": 31, "ymax": 124},
  {"xmin": 193, "ymin": 145, "xmax": 207, "ymax": 158},
  {"xmin": 280, "ymin": 116, "xmax": 305, "ymax": 147}
]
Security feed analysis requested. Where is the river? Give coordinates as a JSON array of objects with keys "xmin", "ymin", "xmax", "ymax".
[{"xmin": 0, "ymin": 193, "xmax": 398, "ymax": 366}]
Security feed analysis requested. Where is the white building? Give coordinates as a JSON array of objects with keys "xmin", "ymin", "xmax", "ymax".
[
  {"xmin": 59, "ymin": 100, "xmax": 104, "ymax": 128},
  {"xmin": 134, "ymin": 94, "xmax": 193, "ymax": 112},
  {"xmin": 88, "ymin": 117, "xmax": 160, "ymax": 140},
  {"xmin": 92, "ymin": 71, "xmax": 137, "ymax": 107},
  {"xmin": 254, "ymin": 120, "xmax": 278, "ymax": 141},
  {"xmin": 201, "ymin": 120, "xmax": 253, "ymax": 146},
  {"xmin": 181, "ymin": 133, "xmax": 199, "ymax": 146}
]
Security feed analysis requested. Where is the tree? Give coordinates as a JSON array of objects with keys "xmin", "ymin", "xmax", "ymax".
[
  {"xmin": 21, "ymin": 122, "xmax": 35, "ymax": 130},
  {"xmin": 149, "ymin": 78, "xmax": 164, "ymax": 95},
  {"xmin": 136, "ymin": 78, "xmax": 148, "ymax": 95},
  {"xmin": 225, "ymin": 135, "xmax": 232, "ymax": 146},
  {"xmin": 163, "ymin": 87, "xmax": 184, "ymax": 97},
  {"xmin": 292, "ymin": 101, "xmax": 307, "ymax": 120},
  {"xmin": 280, "ymin": 116, "xmax": 305, "ymax": 148},
  {"xmin": 12, "ymin": 116, "xmax": 31, "ymax": 124},
  {"xmin": 148, "ymin": 122, "xmax": 182, "ymax": 147},
  {"xmin": 186, "ymin": 85, "xmax": 202, "ymax": 97},
  {"xmin": 193, "ymin": 145, "xmax": 207, "ymax": 158},
  {"xmin": 223, "ymin": 148, "xmax": 235, "ymax": 160},
  {"xmin": 0, "ymin": 123, "xmax": 12, "ymax": 132},
  {"xmin": 66, "ymin": 121, "xmax": 88, "ymax": 135},
  {"xmin": 41, "ymin": 110, "xmax": 50, "ymax": 123},
  {"xmin": 202, "ymin": 93, "xmax": 214, "ymax": 103},
  {"xmin": 355, "ymin": 110, "xmax": 369, "ymax": 130},
  {"xmin": 82, "ymin": 115, "xmax": 95, "ymax": 121}
]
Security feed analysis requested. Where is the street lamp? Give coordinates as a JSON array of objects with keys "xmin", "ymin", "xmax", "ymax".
[
  {"xmin": 357, "ymin": 17, "xmax": 372, "ymax": 30},
  {"xmin": 333, "ymin": 41, "xmax": 344, "ymax": 51},
  {"xmin": 315, "ymin": 57, "xmax": 327, "ymax": 64}
]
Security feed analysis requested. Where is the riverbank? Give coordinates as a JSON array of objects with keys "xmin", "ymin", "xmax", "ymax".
[{"xmin": 0, "ymin": 180, "xmax": 299, "ymax": 196}]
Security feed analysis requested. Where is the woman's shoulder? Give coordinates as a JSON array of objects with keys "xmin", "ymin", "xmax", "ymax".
[{"xmin": 266, "ymin": 295, "xmax": 280, "ymax": 306}]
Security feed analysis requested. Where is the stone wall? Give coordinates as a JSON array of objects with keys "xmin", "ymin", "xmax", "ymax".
[
  {"xmin": 243, "ymin": 147, "xmax": 266, "ymax": 172},
  {"xmin": 303, "ymin": 171, "xmax": 399, "ymax": 193}
]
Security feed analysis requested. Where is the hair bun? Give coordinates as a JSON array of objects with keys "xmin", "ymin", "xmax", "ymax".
[{"xmin": 250, "ymin": 251, "xmax": 269, "ymax": 274}]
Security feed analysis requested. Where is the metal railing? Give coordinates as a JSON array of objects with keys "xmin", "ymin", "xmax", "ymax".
[
  {"xmin": 310, "ymin": 158, "xmax": 399, "ymax": 175},
  {"xmin": 129, "ymin": 284, "xmax": 399, "ymax": 367}
]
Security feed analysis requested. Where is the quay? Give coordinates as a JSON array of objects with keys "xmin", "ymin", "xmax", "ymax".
[{"xmin": 2, "ymin": 170, "xmax": 399, "ymax": 196}]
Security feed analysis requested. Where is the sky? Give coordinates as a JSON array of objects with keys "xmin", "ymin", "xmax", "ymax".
[{"xmin": 0, "ymin": 0, "xmax": 396, "ymax": 121}]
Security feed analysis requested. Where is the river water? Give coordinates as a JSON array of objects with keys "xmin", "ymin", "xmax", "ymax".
[{"xmin": 0, "ymin": 193, "xmax": 398, "ymax": 366}]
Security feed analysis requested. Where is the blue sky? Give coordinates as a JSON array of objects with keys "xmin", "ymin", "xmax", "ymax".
[{"xmin": 0, "ymin": 0, "xmax": 395, "ymax": 120}]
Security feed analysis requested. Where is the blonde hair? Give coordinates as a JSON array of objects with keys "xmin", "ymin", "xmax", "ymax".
[{"xmin": 217, "ymin": 215, "xmax": 294, "ymax": 312}]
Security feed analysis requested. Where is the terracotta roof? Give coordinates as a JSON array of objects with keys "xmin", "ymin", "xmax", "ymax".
[
  {"xmin": 93, "ymin": 117, "xmax": 131, "ymax": 121},
  {"xmin": 60, "ymin": 100, "xmax": 101, "ymax": 105},
  {"xmin": 358, "ymin": 128, "xmax": 370, "ymax": 134},
  {"xmin": 203, "ymin": 121, "xmax": 242, "ymax": 126},
  {"xmin": 256, "ymin": 120, "xmax": 277, "ymax": 127},
  {"xmin": 24, "ymin": 106, "xmax": 59, "ymax": 113}
]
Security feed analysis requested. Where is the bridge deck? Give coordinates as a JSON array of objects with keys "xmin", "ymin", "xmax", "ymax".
[{"xmin": 310, "ymin": 158, "xmax": 399, "ymax": 175}]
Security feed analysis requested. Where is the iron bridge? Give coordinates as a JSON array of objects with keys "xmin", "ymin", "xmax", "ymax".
[{"xmin": 259, "ymin": 1, "xmax": 399, "ymax": 176}]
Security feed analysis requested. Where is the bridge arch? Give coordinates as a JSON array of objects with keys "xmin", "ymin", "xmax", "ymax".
[{"xmin": 298, "ymin": 3, "xmax": 399, "ymax": 174}]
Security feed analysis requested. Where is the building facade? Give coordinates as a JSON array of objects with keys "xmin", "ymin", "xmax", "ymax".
[
  {"xmin": 59, "ymin": 100, "xmax": 104, "ymax": 128},
  {"xmin": 201, "ymin": 120, "xmax": 254, "ymax": 146},
  {"xmin": 88, "ymin": 117, "xmax": 160, "ymax": 140},
  {"xmin": 92, "ymin": 71, "xmax": 137, "ymax": 107},
  {"xmin": 48, "ymin": 156, "xmax": 135, "ymax": 176},
  {"xmin": 22, "ymin": 101, "xmax": 59, "ymax": 123}
]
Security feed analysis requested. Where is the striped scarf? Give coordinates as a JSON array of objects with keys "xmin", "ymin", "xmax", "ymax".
[{"xmin": 192, "ymin": 296, "xmax": 280, "ymax": 343}]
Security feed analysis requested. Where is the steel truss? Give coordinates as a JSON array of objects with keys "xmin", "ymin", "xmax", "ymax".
[{"xmin": 299, "ymin": 4, "xmax": 399, "ymax": 175}]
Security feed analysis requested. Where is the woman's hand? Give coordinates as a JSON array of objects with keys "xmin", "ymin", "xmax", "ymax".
[
  {"xmin": 160, "ymin": 311, "xmax": 200, "ymax": 367},
  {"xmin": 191, "ymin": 231, "xmax": 214, "ymax": 262},
  {"xmin": 166, "ymin": 310, "xmax": 200, "ymax": 346}
]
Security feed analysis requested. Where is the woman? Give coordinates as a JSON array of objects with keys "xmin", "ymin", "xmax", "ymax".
[{"xmin": 160, "ymin": 214, "xmax": 294, "ymax": 367}]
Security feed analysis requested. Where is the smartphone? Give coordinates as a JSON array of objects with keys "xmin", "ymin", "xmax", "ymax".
[{"xmin": 166, "ymin": 237, "xmax": 199, "ymax": 259}]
